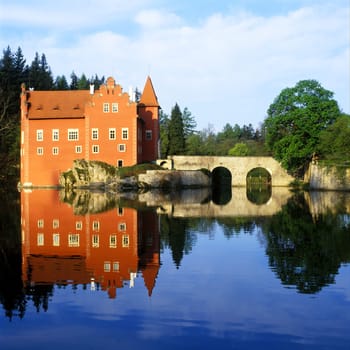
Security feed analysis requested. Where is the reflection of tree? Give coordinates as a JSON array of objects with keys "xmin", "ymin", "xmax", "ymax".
[
  {"xmin": 24, "ymin": 283, "xmax": 53, "ymax": 313},
  {"xmin": 0, "ymin": 192, "xmax": 26, "ymax": 319},
  {"xmin": 160, "ymin": 216, "xmax": 198, "ymax": 268},
  {"xmin": 262, "ymin": 193, "xmax": 350, "ymax": 294}
]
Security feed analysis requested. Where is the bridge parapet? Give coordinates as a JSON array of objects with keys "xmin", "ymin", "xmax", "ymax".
[{"xmin": 163, "ymin": 155, "xmax": 294, "ymax": 187}]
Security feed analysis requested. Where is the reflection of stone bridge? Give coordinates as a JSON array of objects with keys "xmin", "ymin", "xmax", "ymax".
[
  {"xmin": 139, "ymin": 187, "xmax": 293, "ymax": 217},
  {"xmin": 157, "ymin": 156, "xmax": 294, "ymax": 186}
]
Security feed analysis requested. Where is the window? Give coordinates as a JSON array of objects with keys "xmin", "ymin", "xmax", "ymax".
[
  {"xmin": 119, "ymin": 223, "xmax": 126, "ymax": 231},
  {"xmin": 145, "ymin": 130, "xmax": 152, "ymax": 140},
  {"xmin": 53, "ymin": 219, "xmax": 59, "ymax": 229},
  {"xmin": 68, "ymin": 234, "xmax": 80, "ymax": 247},
  {"xmin": 112, "ymin": 103, "xmax": 118, "ymax": 113},
  {"xmin": 92, "ymin": 234, "xmax": 99, "ymax": 248},
  {"xmin": 122, "ymin": 128, "xmax": 128, "ymax": 140},
  {"xmin": 104, "ymin": 262, "xmax": 111, "ymax": 272},
  {"xmin": 122, "ymin": 235, "xmax": 129, "ymax": 248},
  {"xmin": 37, "ymin": 219, "xmax": 44, "ymax": 228},
  {"xmin": 118, "ymin": 207, "xmax": 124, "ymax": 216},
  {"xmin": 118, "ymin": 144, "xmax": 126, "ymax": 152},
  {"xmin": 75, "ymin": 145, "xmax": 82, "ymax": 153},
  {"xmin": 92, "ymin": 145, "xmax": 99, "ymax": 154},
  {"xmin": 53, "ymin": 233, "xmax": 60, "ymax": 246},
  {"xmin": 117, "ymin": 160, "xmax": 123, "ymax": 167},
  {"xmin": 103, "ymin": 103, "xmax": 109, "ymax": 113},
  {"xmin": 109, "ymin": 234, "xmax": 117, "ymax": 248},
  {"xmin": 113, "ymin": 262, "xmax": 120, "ymax": 271},
  {"xmin": 93, "ymin": 221, "xmax": 100, "ymax": 231},
  {"xmin": 37, "ymin": 147, "xmax": 43, "ymax": 155},
  {"xmin": 68, "ymin": 129, "xmax": 79, "ymax": 141},
  {"xmin": 36, "ymin": 129, "xmax": 43, "ymax": 141},
  {"xmin": 76, "ymin": 221, "xmax": 83, "ymax": 230},
  {"xmin": 52, "ymin": 129, "xmax": 59, "ymax": 141},
  {"xmin": 109, "ymin": 128, "xmax": 116, "ymax": 140},
  {"xmin": 91, "ymin": 128, "xmax": 99, "ymax": 140},
  {"xmin": 37, "ymin": 233, "xmax": 44, "ymax": 246},
  {"xmin": 52, "ymin": 147, "xmax": 59, "ymax": 155}
]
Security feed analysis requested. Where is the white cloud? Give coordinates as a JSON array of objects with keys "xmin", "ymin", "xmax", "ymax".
[{"xmin": 1, "ymin": 1, "xmax": 348, "ymax": 129}]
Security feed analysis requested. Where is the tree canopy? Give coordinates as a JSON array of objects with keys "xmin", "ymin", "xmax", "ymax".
[{"xmin": 264, "ymin": 79, "xmax": 342, "ymax": 176}]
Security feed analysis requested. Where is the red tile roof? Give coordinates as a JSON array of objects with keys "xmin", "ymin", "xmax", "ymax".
[{"xmin": 26, "ymin": 90, "xmax": 91, "ymax": 119}]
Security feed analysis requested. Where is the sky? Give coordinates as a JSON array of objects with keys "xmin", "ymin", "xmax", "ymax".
[{"xmin": 0, "ymin": 0, "xmax": 349, "ymax": 131}]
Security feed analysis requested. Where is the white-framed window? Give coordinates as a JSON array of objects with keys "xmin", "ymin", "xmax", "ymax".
[
  {"xmin": 103, "ymin": 103, "xmax": 109, "ymax": 113},
  {"xmin": 53, "ymin": 233, "xmax": 60, "ymax": 246},
  {"xmin": 68, "ymin": 234, "xmax": 80, "ymax": 247},
  {"xmin": 21, "ymin": 131, "xmax": 24, "ymax": 144},
  {"xmin": 92, "ymin": 221, "xmax": 100, "ymax": 231},
  {"xmin": 104, "ymin": 261, "xmax": 111, "ymax": 272},
  {"xmin": 52, "ymin": 147, "xmax": 59, "ymax": 155},
  {"xmin": 122, "ymin": 128, "xmax": 128, "ymax": 140},
  {"xmin": 92, "ymin": 145, "xmax": 99, "ymax": 154},
  {"xmin": 109, "ymin": 128, "xmax": 116, "ymax": 140},
  {"xmin": 53, "ymin": 219, "xmax": 59, "ymax": 229},
  {"xmin": 113, "ymin": 262, "xmax": 119, "ymax": 272},
  {"xmin": 76, "ymin": 221, "xmax": 83, "ymax": 230},
  {"xmin": 52, "ymin": 129, "xmax": 59, "ymax": 141},
  {"xmin": 37, "ymin": 147, "xmax": 44, "ymax": 155},
  {"xmin": 91, "ymin": 128, "xmax": 99, "ymax": 140},
  {"xmin": 112, "ymin": 103, "xmax": 118, "ymax": 113},
  {"xmin": 118, "ymin": 144, "xmax": 126, "ymax": 152},
  {"xmin": 37, "ymin": 233, "xmax": 44, "ymax": 246},
  {"xmin": 37, "ymin": 219, "xmax": 44, "ymax": 228},
  {"xmin": 92, "ymin": 234, "xmax": 99, "ymax": 248},
  {"xmin": 36, "ymin": 129, "xmax": 43, "ymax": 141},
  {"xmin": 68, "ymin": 128, "xmax": 79, "ymax": 141},
  {"xmin": 75, "ymin": 145, "xmax": 82, "ymax": 154},
  {"xmin": 118, "ymin": 207, "xmax": 124, "ymax": 216},
  {"xmin": 145, "ymin": 130, "xmax": 152, "ymax": 140},
  {"xmin": 119, "ymin": 223, "xmax": 126, "ymax": 231},
  {"xmin": 117, "ymin": 160, "xmax": 123, "ymax": 167},
  {"xmin": 122, "ymin": 234, "xmax": 129, "ymax": 248},
  {"xmin": 109, "ymin": 234, "xmax": 117, "ymax": 248}
]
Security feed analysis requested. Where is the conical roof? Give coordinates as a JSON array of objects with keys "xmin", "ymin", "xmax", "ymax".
[{"xmin": 139, "ymin": 76, "xmax": 159, "ymax": 107}]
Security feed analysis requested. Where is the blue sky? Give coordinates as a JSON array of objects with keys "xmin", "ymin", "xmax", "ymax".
[{"xmin": 1, "ymin": 0, "xmax": 349, "ymax": 130}]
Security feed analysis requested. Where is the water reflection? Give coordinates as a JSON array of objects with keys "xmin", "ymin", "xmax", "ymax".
[{"xmin": 0, "ymin": 187, "xmax": 349, "ymax": 322}]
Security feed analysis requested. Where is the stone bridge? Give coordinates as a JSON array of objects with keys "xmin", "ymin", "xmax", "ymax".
[{"xmin": 157, "ymin": 156, "xmax": 294, "ymax": 187}]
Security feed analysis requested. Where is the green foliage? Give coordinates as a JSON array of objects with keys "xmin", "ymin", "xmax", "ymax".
[
  {"xmin": 168, "ymin": 103, "xmax": 185, "ymax": 155},
  {"xmin": 116, "ymin": 162, "xmax": 163, "ymax": 178},
  {"xmin": 264, "ymin": 79, "xmax": 342, "ymax": 176},
  {"xmin": 228, "ymin": 142, "xmax": 250, "ymax": 156},
  {"xmin": 318, "ymin": 114, "xmax": 350, "ymax": 163}
]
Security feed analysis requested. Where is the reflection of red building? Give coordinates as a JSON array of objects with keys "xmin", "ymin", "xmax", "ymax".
[{"xmin": 21, "ymin": 190, "xmax": 160, "ymax": 298}]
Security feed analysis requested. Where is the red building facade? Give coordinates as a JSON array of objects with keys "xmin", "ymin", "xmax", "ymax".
[{"xmin": 20, "ymin": 76, "xmax": 160, "ymax": 187}]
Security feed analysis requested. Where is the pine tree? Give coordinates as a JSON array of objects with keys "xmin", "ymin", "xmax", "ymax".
[{"xmin": 168, "ymin": 103, "xmax": 185, "ymax": 155}]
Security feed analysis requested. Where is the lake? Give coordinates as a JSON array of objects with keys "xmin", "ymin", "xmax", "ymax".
[{"xmin": 0, "ymin": 187, "xmax": 349, "ymax": 350}]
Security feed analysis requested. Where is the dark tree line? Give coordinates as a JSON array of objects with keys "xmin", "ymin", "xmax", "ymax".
[{"xmin": 160, "ymin": 102, "xmax": 268, "ymax": 158}]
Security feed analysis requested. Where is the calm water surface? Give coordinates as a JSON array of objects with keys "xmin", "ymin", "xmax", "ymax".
[{"xmin": 0, "ymin": 188, "xmax": 349, "ymax": 349}]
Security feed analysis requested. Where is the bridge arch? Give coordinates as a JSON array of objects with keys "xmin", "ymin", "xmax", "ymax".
[
  {"xmin": 246, "ymin": 167, "xmax": 272, "ymax": 204},
  {"xmin": 211, "ymin": 166, "xmax": 232, "ymax": 205}
]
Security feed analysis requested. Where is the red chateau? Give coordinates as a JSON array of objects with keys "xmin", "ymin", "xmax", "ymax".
[{"xmin": 20, "ymin": 76, "xmax": 160, "ymax": 187}]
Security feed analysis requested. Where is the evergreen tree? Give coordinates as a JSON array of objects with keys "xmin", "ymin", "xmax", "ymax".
[
  {"xmin": 54, "ymin": 75, "xmax": 69, "ymax": 90},
  {"xmin": 159, "ymin": 111, "xmax": 170, "ymax": 157},
  {"xmin": 70, "ymin": 71, "xmax": 78, "ymax": 90},
  {"xmin": 168, "ymin": 103, "xmax": 185, "ymax": 155}
]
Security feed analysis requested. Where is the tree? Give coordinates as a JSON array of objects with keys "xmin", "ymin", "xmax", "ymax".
[
  {"xmin": 318, "ymin": 114, "xmax": 350, "ymax": 162},
  {"xmin": 168, "ymin": 103, "xmax": 185, "ymax": 155},
  {"xmin": 264, "ymin": 80, "xmax": 342, "ymax": 176},
  {"xmin": 159, "ymin": 110, "xmax": 170, "ymax": 157},
  {"xmin": 28, "ymin": 52, "xmax": 53, "ymax": 90},
  {"xmin": 228, "ymin": 142, "xmax": 250, "ymax": 156},
  {"xmin": 182, "ymin": 107, "xmax": 197, "ymax": 138},
  {"xmin": 70, "ymin": 71, "xmax": 78, "ymax": 90},
  {"xmin": 54, "ymin": 75, "xmax": 69, "ymax": 90}
]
